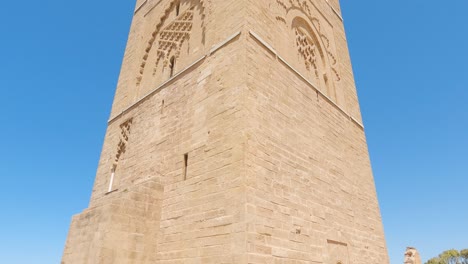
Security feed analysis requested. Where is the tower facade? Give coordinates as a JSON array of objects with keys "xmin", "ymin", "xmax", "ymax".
[{"xmin": 62, "ymin": 0, "xmax": 389, "ymax": 263}]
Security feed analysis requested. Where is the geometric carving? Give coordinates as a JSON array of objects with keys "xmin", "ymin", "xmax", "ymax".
[
  {"xmin": 137, "ymin": 0, "xmax": 207, "ymax": 86},
  {"xmin": 113, "ymin": 118, "xmax": 133, "ymax": 168},
  {"xmin": 274, "ymin": 0, "xmax": 341, "ymax": 83},
  {"xmin": 154, "ymin": 8, "xmax": 194, "ymax": 74},
  {"xmin": 295, "ymin": 27, "xmax": 322, "ymax": 78},
  {"xmin": 63, "ymin": 0, "xmax": 390, "ymax": 263},
  {"xmin": 107, "ymin": 118, "xmax": 132, "ymax": 193}
]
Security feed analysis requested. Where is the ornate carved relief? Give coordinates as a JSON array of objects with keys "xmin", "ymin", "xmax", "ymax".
[
  {"xmin": 295, "ymin": 27, "xmax": 321, "ymax": 78},
  {"xmin": 153, "ymin": 8, "xmax": 194, "ymax": 74},
  {"xmin": 113, "ymin": 118, "xmax": 133, "ymax": 168},
  {"xmin": 320, "ymin": 33, "xmax": 341, "ymax": 82},
  {"xmin": 273, "ymin": 0, "xmax": 341, "ymax": 83},
  {"xmin": 137, "ymin": 0, "xmax": 207, "ymax": 86}
]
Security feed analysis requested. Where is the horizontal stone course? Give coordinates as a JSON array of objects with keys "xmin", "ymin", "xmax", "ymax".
[{"xmin": 62, "ymin": 0, "xmax": 389, "ymax": 263}]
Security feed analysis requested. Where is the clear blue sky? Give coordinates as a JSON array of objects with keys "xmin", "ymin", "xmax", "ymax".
[{"xmin": 0, "ymin": 0, "xmax": 466, "ymax": 263}]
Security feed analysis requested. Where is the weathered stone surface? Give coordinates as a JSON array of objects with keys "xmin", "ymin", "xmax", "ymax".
[
  {"xmin": 62, "ymin": 0, "xmax": 389, "ymax": 263},
  {"xmin": 405, "ymin": 247, "xmax": 422, "ymax": 264}
]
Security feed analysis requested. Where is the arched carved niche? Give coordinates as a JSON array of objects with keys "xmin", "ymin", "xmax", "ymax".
[
  {"xmin": 271, "ymin": 0, "xmax": 341, "ymax": 101},
  {"xmin": 292, "ymin": 18, "xmax": 326, "ymax": 80},
  {"xmin": 136, "ymin": 0, "xmax": 208, "ymax": 90}
]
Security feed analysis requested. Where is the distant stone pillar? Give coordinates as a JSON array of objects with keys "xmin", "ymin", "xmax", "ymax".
[{"xmin": 404, "ymin": 247, "xmax": 422, "ymax": 264}]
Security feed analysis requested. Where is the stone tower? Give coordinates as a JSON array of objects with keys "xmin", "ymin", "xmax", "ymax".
[{"xmin": 62, "ymin": 0, "xmax": 389, "ymax": 263}]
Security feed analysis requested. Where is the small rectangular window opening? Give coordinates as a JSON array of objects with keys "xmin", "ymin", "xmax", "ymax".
[
  {"xmin": 107, "ymin": 165, "xmax": 117, "ymax": 193},
  {"xmin": 183, "ymin": 153, "xmax": 188, "ymax": 180}
]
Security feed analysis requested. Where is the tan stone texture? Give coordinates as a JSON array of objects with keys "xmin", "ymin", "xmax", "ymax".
[
  {"xmin": 404, "ymin": 247, "xmax": 422, "ymax": 264},
  {"xmin": 62, "ymin": 0, "xmax": 389, "ymax": 263}
]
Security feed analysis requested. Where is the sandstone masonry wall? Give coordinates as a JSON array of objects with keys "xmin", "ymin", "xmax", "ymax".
[{"xmin": 63, "ymin": 0, "xmax": 389, "ymax": 263}]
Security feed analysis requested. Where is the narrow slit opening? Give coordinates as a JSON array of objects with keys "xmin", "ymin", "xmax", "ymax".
[
  {"xmin": 176, "ymin": 3, "xmax": 180, "ymax": 16},
  {"xmin": 169, "ymin": 56, "xmax": 176, "ymax": 78},
  {"xmin": 183, "ymin": 153, "xmax": 188, "ymax": 180},
  {"xmin": 108, "ymin": 165, "xmax": 117, "ymax": 193}
]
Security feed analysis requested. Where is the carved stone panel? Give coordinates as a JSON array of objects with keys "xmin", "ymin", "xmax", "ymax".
[
  {"xmin": 270, "ymin": 0, "xmax": 341, "ymax": 101},
  {"xmin": 153, "ymin": 8, "xmax": 194, "ymax": 73},
  {"xmin": 136, "ymin": 0, "xmax": 208, "ymax": 91},
  {"xmin": 327, "ymin": 240, "xmax": 350, "ymax": 264},
  {"xmin": 108, "ymin": 118, "xmax": 133, "ymax": 192},
  {"xmin": 113, "ymin": 118, "xmax": 133, "ymax": 169}
]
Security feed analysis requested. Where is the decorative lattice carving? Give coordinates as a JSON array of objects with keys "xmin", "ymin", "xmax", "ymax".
[
  {"xmin": 137, "ymin": 0, "xmax": 208, "ymax": 86},
  {"xmin": 295, "ymin": 28, "xmax": 320, "ymax": 78},
  {"xmin": 113, "ymin": 119, "xmax": 133, "ymax": 167},
  {"xmin": 153, "ymin": 8, "xmax": 194, "ymax": 74},
  {"xmin": 273, "ymin": 0, "xmax": 341, "ymax": 82}
]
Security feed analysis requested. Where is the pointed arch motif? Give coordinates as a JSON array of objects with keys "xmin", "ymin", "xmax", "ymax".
[
  {"xmin": 136, "ymin": 0, "xmax": 208, "ymax": 86},
  {"xmin": 292, "ymin": 17, "xmax": 326, "ymax": 79},
  {"xmin": 272, "ymin": 0, "xmax": 341, "ymax": 87}
]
